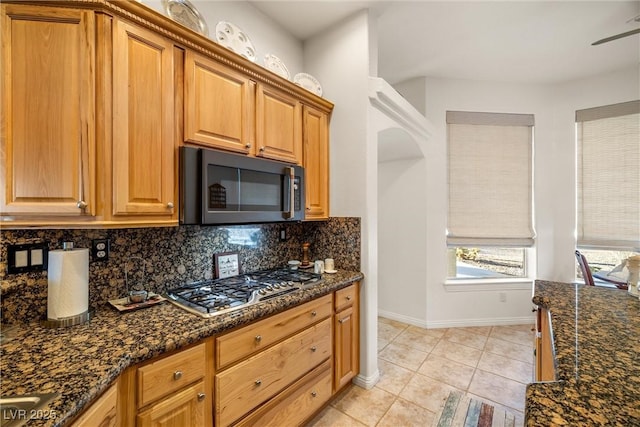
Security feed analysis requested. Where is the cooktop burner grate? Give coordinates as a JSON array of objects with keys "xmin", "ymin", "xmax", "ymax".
[{"xmin": 166, "ymin": 268, "xmax": 322, "ymax": 317}]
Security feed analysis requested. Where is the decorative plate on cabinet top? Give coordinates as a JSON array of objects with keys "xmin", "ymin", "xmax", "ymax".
[
  {"xmin": 215, "ymin": 21, "xmax": 257, "ymax": 62},
  {"xmin": 264, "ymin": 54, "xmax": 290, "ymax": 80},
  {"xmin": 293, "ymin": 73, "xmax": 322, "ymax": 97},
  {"xmin": 162, "ymin": 0, "xmax": 209, "ymax": 37}
]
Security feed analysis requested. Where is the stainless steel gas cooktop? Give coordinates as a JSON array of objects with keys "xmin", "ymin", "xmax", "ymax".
[{"xmin": 165, "ymin": 269, "xmax": 322, "ymax": 318}]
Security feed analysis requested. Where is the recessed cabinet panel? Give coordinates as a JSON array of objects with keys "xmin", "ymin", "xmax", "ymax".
[
  {"xmin": 185, "ymin": 51, "xmax": 255, "ymax": 153},
  {"xmin": 303, "ymin": 106, "xmax": 329, "ymax": 220},
  {"xmin": 0, "ymin": 4, "xmax": 95, "ymax": 216},
  {"xmin": 112, "ymin": 19, "xmax": 175, "ymax": 217},
  {"xmin": 256, "ymin": 84, "xmax": 302, "ymax": 164}
]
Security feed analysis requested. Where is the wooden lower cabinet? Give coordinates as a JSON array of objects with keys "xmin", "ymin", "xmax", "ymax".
[
  {"xmin": 215, "ymin": 317, "xmax": 332, "ymax": 427},
  {"xmin": 234, "ymin": 360, "xmax": 332, "ymax": 427},
  {"xmin": 77, "ymin": 285, "xmax": 360, "ymax": 427},
  {"xmin": 118, "ymin": 340, "xmax": 213, "ymax": 427},
  {"xmin": 534, "ymin": 306, "xmax": 555, "ymax": 382},
  {"xmin": 72, "ymin": 380, "xmax": 118, "ymax": 427},
  {"xmin": 137, "ymin": 381, "xmax": 207, "ymax": 427},
  {"xmin": 334, "ymin": 283, "xmax": 360, "ymax": 391}
]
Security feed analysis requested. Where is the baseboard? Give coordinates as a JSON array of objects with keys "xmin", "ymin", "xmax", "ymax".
[
  {"xmin": 377, "ymin": 309, "xmax": 429, "ymax": 328},
  {"xmin": 425, "ymin": 316, "xmax": 535, "ymax": 329},
  {"xmin": 378, "ymin": 310, "xmax": 534, "ymax": 329},
  {"xmin": 352, "ymin": 369, "xmax": 380, "ymax": 390}
]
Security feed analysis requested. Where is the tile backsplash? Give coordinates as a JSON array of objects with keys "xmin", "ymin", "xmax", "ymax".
[{"xmin": 0, "ymin": 217, "xmax": 360, "ymax": 323}]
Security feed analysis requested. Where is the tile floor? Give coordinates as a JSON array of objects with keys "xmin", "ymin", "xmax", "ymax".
[{"xmin": 308, "ymin": 317, "xmax": 534, "ymax": 427}]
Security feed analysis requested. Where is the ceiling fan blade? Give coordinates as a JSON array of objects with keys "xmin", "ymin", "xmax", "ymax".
[{"xmin": 592, "ymin": 28, "xmax": 640, "ymax": 46}]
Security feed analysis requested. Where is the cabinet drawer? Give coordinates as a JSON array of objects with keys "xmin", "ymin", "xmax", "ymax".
[
  {"xmin": 335, "ymin": 283, "xmax": 358, "ymax": 312},
  {"xmin": 216, "ymin": 294, "xmax": 332, "ymax": 369},
  {"xmin": 235, "ymin": 360, "xmax": 332, "ymax": 427},
  {"xmin": 137, "ymin": 343, "xmax": 206, "ymax": 408},
  {"xmin": 215, "ymin": 317, "xmax": 332, "ymax": 427}
]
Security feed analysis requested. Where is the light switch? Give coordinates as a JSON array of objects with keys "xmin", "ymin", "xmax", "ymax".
[
  {"xmin": 15, "ymin": 250, "xmax": 28, "ymax": 268},
  {"xmin": 7, "ymin": 242, "xmax": 49, "ymax": 274},
  {"xmin": 31, "ymin": 248, "xmax": 43, "ymax": 266}
]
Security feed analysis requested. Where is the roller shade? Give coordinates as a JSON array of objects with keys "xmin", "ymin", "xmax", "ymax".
[
  {"xmin": 576, "ymin": 100, "xmax": 640, "ymax": 250},
  {"xmin": 447, "ymin": 111, "xmax": 535, "ymax": 247}
]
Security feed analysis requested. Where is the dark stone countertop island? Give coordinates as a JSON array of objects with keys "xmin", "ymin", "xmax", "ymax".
[
  {"xmin": 526, "ymin": 280, "xmax": 640, "ymax": 426},
  {"xmin": 0, "ymin": 270, "xmax": 363, "ymax": 426}
]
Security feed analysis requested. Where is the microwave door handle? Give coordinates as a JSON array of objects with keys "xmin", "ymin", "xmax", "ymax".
[{"xmin": 283, "ymin": 167, "xmax": 295, "ymax": 219}]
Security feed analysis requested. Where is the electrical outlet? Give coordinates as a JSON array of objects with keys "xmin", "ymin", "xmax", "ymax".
[
  {"xmin": 92, "ymin": 239, "xmax": 110, "ymax": 262},
  {"xmin": 279, "ymin": 228, "xmax": 287, "ymax": 241}
]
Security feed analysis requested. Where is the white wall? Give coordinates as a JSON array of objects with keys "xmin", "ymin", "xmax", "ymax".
[
  {"xmin": 378, "ymin": 157, "xmax": 428, "ymax": 324},
  {"xmin": 144, "ymin": 1, "xmax": 304, "ymax": 76},
  {"xmin": 304, "ymin": 11, "xmax": 380, "ymax": 388},
  {"xmin": 388, "ymin": 64, "xmax": 639, "ymax": 327}
]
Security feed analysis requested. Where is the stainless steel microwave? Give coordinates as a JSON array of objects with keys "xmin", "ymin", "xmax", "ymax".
[{"xmin": 180, "ymin": 147, "xmax": 305, "ymax": 225}]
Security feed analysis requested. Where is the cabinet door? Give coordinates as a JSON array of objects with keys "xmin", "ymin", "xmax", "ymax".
[
  {"xmin": 72, "ymin": 381, "xmax": 118, "ymax": 427},
  {"xmin": 303, "ymin": 106, "xmax": 329, "ymax": 220},
  {"xmin": 256, "ymin": 84, "xmax": 302, "ymax": 164},
  {"xmin": 534, "ymin": 306, "xmax": 555, "ymax": 382},
  {"xmin": 334, "ymin": 303, "xmax": 359, "ymax": 391},
  {"xmin": 137, "ymin": 381, "xmax": 207, "ymax": 427},
  {"xmin": 112, "ymin": 19, "xmax": 175, "ymax": 218},
  {"xmin": 184, "ymin": 51, "xmax": 255, "ymax": 154},
  {"xmin": 0, "ymin": 4, "xmax": 95, "ymax": 217}
]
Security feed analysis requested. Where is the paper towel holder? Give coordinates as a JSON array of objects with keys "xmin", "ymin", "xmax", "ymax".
[
  {"xmin": 41, "ymin": 242, "xmax": 92, "ymax": 329},
  {"xmin": 42, "ymin": 310, "xmax": 92, "ymax": 329}
]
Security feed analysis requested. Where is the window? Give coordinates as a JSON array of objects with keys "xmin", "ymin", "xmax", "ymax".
[
  {"xmin": 576, "ymin": 100, "xmax": 640, "ymax": 252},
  {"xmin": 446, "ymin": 111, "xmax": 535, "ymax": 279}
]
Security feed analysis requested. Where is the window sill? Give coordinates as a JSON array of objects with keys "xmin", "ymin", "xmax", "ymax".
[{"xmin": 444, "ymin": 278, "xmax": 534, "ymax": 292}]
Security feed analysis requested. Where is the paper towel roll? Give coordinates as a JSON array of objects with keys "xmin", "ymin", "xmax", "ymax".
[{"xmin": 47, "ymin": 248, "xmax": 89, "ymax": 320}]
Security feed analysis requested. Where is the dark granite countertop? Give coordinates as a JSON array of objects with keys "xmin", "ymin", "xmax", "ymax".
[
  {"xmin": 525, "ymin": 280, "xmax": 640, "ymax": 426},
  {"xmin": 0, "ymin": 270, "xmax": 363, "ymax": 427}
]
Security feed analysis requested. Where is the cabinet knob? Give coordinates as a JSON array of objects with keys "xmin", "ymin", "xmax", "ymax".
[
  {"xmin": 197, "ymin": 393, "xmax": 206, "ymax": 402},
  {"xmin": 311, "ymin": 311, "xmax": 317, "ymax": 317},
  {"xmin": 255, "ymin": 335, "xmax": 262, "ymax": 342},
  {"xmin": 346, "ymin": 296, "xmax": 352, "ymax": 301},
  {"xmin": 167, "ymin": 202, "xmax": 174, "ymax": 209},
  {"xmin": 77, "ymin": 200, "xmax": 87, "ymax": 209},
  {"xmin": 255, "ymin": 379, "xmax": 262, "ymax": 386},
  {"xmin": 245, "ymin": 143, "xmax": 252, "ymax": 149},
  {"xmin": 339, "ymin": 319, "xmax": 345, "ymax": 324},
  {"xmin": 259, "ymin": 147, "xmax": 265, "ymax": 152},
  {"xmin": 306, "ymin": 207, "xmax": 311, "ymax": 211},
  {"xmin": 310, "ymin": 346, "xmax": 317, "ymax": 352},
  {"xmin": 311, "ymin": 391, "xmax": 317, "ymax": 398},
  {"xmin": 173, "ymin": 371, "xmax": 183, "ymax": 380}
]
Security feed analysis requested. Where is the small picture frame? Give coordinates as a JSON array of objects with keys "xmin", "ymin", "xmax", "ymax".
[{"xmin": 215, "ymin": 252, "xmax": 241, "ymax": 279}]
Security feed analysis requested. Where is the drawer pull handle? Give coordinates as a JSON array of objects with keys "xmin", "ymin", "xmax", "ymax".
[
  {"xmin": 310, "ymin": 346, "xmax": 317, "ymax": 352},
  {"xmin": 197, "ymin": 393, "xmax": 206, "ymax": 402},
  {"xmin": 255, "ymin": 379, "xmax": 262, "ymax": 386},
  {"xmin": 255, "ymin": 335, "xmax": 262, "ymax": 342},
  {"xmin": 346, "ymin": 296, "xmax": 352, "ymax": 301},
  {"xmin": 167, "ymin": 202, "xmax": 174, "ymax": 209},
  {"xmin": 173, "ymin": 371, "xmax": 183, "ymax": 380},
  {"xmin": 311, "ymin": 391, "xmax": 317, "ymax": 397},
  {"xmin": 311, "ymin": 311, "xmax": 317, "ymax": 316},
  {"xmin": 339, "ymin": 319, "xmax": 345, "ymax": 324}
]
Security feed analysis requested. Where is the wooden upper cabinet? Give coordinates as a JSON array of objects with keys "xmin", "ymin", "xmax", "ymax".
[
  {"xmin": 111, "ymin": 19, "xmax": 176, "ymax": 219},
  {"xmin": 303, "ymin": 105, "xmax": 330, "ymax": 220},
  {"xmin": 256, "ymin": 84, "xmax": 302, "ymax": 164},
  {"xmin": 184, "ymin": 51, "xmax": 255, "ymax": 154},
  {"xmin": 0, "ymin": 4, "xmax": 95, "ymax": 217}
]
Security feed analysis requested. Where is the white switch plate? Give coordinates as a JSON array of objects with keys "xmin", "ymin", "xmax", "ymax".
[
  {"xmin": 31, "ymin": 248, "xmax": 43, "ymax": 266},
  {"xmin": 15, "ymin": 250, "xmax": 28, "ymax": 267}
]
